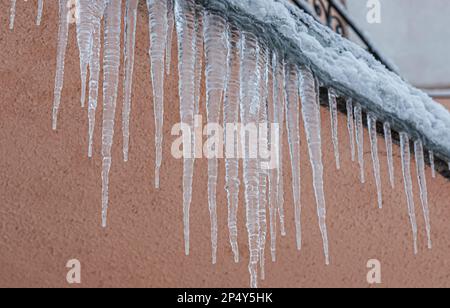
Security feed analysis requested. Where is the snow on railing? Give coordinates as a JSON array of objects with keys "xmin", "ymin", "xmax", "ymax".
[{"xmin": 7, "ymin": 0, "xmax": 450, "ymax": 288}]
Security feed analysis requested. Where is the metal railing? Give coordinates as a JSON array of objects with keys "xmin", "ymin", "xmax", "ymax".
[{"xmin": 292, "ymin": 0, "xmax": 397, "ymax": 72}]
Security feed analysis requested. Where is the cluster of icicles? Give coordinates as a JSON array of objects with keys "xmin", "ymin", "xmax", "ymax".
[{"xmin": 9, "ymin": 0, "xmax": 438, "ymax": 288}]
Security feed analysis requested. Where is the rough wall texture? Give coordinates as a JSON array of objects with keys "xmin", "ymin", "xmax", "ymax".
[{"xmin": 1, "ymin": 1, "xmax": 450, "ymax": 288}]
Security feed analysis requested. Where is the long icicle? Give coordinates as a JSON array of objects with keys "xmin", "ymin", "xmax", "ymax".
[
  {"xmin": 346, "ymin": 98, "xmax": 356, "ymax": 162},
  {"xmin": 87, "ymin": 0, "xmax": 106, "ymax": 158},
  {"xmin": 384, "ymin": 122, "xmax": 395, "ymax": 188},
  {"xmin": 36, "ymin": 0, "xmax": 44, "ymax": 26},
  {"xmin": 148, "ymin": 0, "xmax": 168, "ymax": 189},
  {"xmin": 257, "ymin": 47, "xmax": 269, "ymax": 280},
  {"xmin": 285, "ymin": 64, "xmax": 302, "ymax": 251},
  {"xmin": 203, "ymin": 10, "xmax": 228, "ymax": 265},
  {"xmin": 414, "ymin": 140, "xmax": 432, "ymax": 249},
  {"xmin": 275, "ymin": 60, "xmax": 287, "ymax": 237},
  {"xmin": 354, "ymin": 103, "xmax": 365, "ymax": 183},
  {"xmin": 429, "ymin": 150, "xmax": 436, "ymax": 178},
  {"xmin": 101, "ymin": 0, "xmax": 122, "ymax": 228},
  {"xmin": 52, "ymin": 0, "xmax": 70, "ymax": 130},
  {"xmin": 328, "ymin": 89, "xmax": 340, "ymax": 170},
  {"xmin": 166, "ymin": 0, "xmax": 175, "ymax": 75},
  {"xmin": 223, "ymin": 26, "xmax": 241, "ymax": 264},
  {"xmin": 193, "ymin": 5, "xmax": 204, "ymax": 116},
  {"xmin": 122, "ymin": 0, "xmax": 139, "ymax": 162},
  {"xmin": 9, "ymin": 0, "xmax": 16, "ymax": 30},
  {"xmin": 368, "ymin": 114, "xmax": 382, "ymax": 209},
  {"xmin": 299, "ymin": 66, "xmax": 330, "ymax": 265},
  {"xmin": 240, "ymin": 32, "xmax": 261, "ymax": 288},
  {"xmin": 175, "ymin": 0, "xmax": 196, "ymax": 256},
  {"xmin": 400, "ymin": 132, "xmax": 418, "ymax": 254},
  {"xmin": 76, "ymin": 0, "xmax": 94, "ymax": 108}
]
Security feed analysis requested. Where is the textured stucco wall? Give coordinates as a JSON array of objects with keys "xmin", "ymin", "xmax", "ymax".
[{"xmin": 1, "ymin": 1, "xmax": 450, "ymax": 288}]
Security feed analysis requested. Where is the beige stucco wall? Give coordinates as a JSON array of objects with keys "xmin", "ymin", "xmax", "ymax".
[{"xmin": 1, "ymin": 1, "xmax": 450, "ymax": 288}]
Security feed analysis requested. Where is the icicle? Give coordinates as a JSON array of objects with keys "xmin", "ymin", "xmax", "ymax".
[
  {"xmin": 368, "ymin": 114, "xmax": 382, "ymax": 209},
  {"xmin": 223, "ymin": 26, "xmax": 240, "ymax": 264},
  {"xmin": 9, "ymin": 0, "xmax": 16, "ymax": 30},
  {"xmin": 166, "ymin": 0, "xmax": 175, "ymax": 75},
  {"xmin": 269, "ymin": 53, "xmax": 285, "ymax": 262},
  {"xmin": 268, "ymin": 53, "xmax": 280, "ymax": 262},
  {"xmin": 240, "ymin": 32, "xmax": 261, "ymax": 288},
  {"xmin": 76, "ymin": 0, "xmax": 95, "ymax": 108},
  {"xmin": 328, "ymin": 89, "xmax": 340, "ymax": 170},
  {"xmin": 276, "ymin": 61, "xmax": 287, "ymax": 237},
  {"xmin": 36, "ymin": 0, "xmax": 44, "ymax": 26},
  {"xmin": 193, "ymin": 5, "xmax": 203, "ymax": 116},
  {"xmin": 203, "ymin": 10, "xmax": 228, "ymax": 265},
  {"xmin": 346, "ymin": 99, "xmax": 356, "ymax": 162},
  {"xmin": 429, "ymin": 150, "xmax": 436, "ymax": 178},
  {"xmin": 257, "ymin": 47, "xmax": 269, "ymax": 280},
  {"xmin": 148, "ymin": 0, "xmax": 168, "ymax": 189},
  {"xmin": 121, "ymin": 0, "xmax": 139, "ymax": 162},
  {"xmin": 298, "ymin": 66, "xmax": 330, "ymax": 265},
  {"xmin": 52, "ymin": 0, "xmax": 70, "ymax": 130},
  {"xmin": 87, "ymin": 1, "xmax": 106, "ymax": 158},
  {"xmin": 384, "ymin": 122, "xmax": 395, "ymax": 188},
  {"xmin": 354, "ymin": 103, "xmax": 365, "ymax": 183},
  {"xmin": 285, "ymin": 64, "xmax": 302, "ymax": 251},
  {"xmin": 414, "ymin": 140, "xmax": 432, "ymax": 249},
  {"xmin": 400, "ymin": 132, "xmax": 418, "ymax": 254},
  {"xmin": 101, "ymin": 0, "xmax": 122, "ymax": 228},
  {"xmin": 175, "ymin": 0, "xmax": 196, "ymax": 256}
]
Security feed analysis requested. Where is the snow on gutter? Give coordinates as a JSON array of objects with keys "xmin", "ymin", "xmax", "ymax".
[{"xmin": 199, "ymin": 0, "xmax": 450, "ymax": 163}]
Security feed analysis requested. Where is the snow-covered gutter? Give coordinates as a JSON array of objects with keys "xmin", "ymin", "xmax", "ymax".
[{"xmin": 199, "ymin": 0, "xmax": 450, "ymax": 166}]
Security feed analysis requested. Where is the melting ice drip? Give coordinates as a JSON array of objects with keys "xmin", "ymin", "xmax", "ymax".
[{"xmin": 8, "ymin": 0, "xmax": 441, "ymax": 287}]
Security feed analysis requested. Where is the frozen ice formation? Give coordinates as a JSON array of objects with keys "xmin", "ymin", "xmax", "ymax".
[
  {"xmin": 208, "ymin": 0, "xmax": 450, "ymax": 162},
  {"xmin": 175, "ymin": 0, "xmax": 197, "ymax": 256},
  {"xmin": 9, "ymin": 0, "xmax": 16, "ymax": 30},
  {"xmin": 274, "ymin": 60, "xmax": 287, "ymax": 238},
  {"xmin": 52, "ymin": 0, "xmax": 70, "ymax": 131},
  {"xmin": 8, "ymin": 0, "xmax": 448, "ymax": 288},
  {"xmin": 368, "ymin": 114, "xmax": 382, "ymax": 209},
  {"xmin": 148, "ymin": 0, "xmax": 169, "ymax": 189},
  {"xmin": 75, "ymin": 0, "xmax": 94, "ymax": 108},
  {"xmin": 88, "ymin": 0, "xmax": 107, "ymax": 158},
  {"xmin": 354, "ymin": 103, "xmax": 365, "ymax": 184},
  {"xmin": 414, "ymin": 140, "xmax": 432, "ymax": 249},
  {"xmin": 257, "ymin": 47, "xmax": 269, "ymax": 280},
  {"xmin": 37, "ymin": 0, "xmax": 44, "ymax": 26},
  {"xmin": 122, "ymin": 0, "xmax": 139, "ymax": 162},
  {"xmin": 239, "ymin": 32, "xmax": 262, "ymax": 288},
  {"xmin": 224, "ymin": 26, "xmax": 241, "ymax": 263},
  {"xmin": 101, "ymin": 0, "xmax": 122, "ymax": 228},
  {"xmin": 285, "ymin": 64, "xmax": 302, "ymax": 251},
  {"xmin": 346, "ymin": 99, "xmax": 356, "ymax": 162},
  {"xmin": 299, "ymin": 66, "xmax": 330, "ymax": 266},
  {"xmin": 328, "ymin": 89, "xmax": 340, "ymax": 170},
  {"xmin": 384, "ymin": 122, "xmax": 395, "ymax": 188}
]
